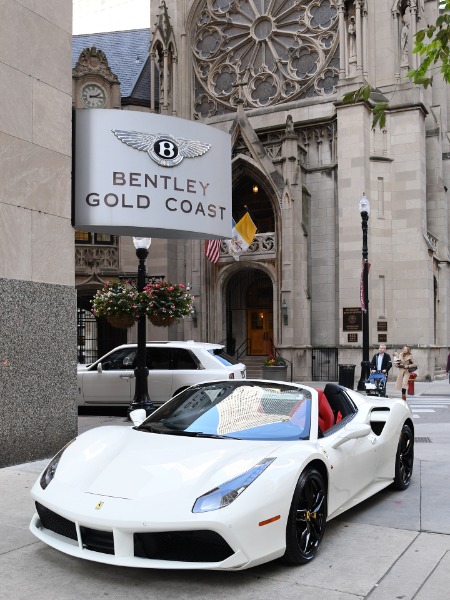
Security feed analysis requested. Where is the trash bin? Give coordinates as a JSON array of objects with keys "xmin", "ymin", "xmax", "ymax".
[{"xmin": 338, "ymin": 364, "xmax": 356, "ymax": 389}]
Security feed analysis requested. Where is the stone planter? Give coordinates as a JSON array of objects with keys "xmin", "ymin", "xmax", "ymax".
[{"xmin": 261, "ymin": 365, "xmax": 288, "ymax": 382}]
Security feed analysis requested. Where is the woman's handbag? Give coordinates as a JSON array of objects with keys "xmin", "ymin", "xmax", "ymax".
[{"xmin": 409, "ymin": 365, "xmax": 418, "ymax": 372}]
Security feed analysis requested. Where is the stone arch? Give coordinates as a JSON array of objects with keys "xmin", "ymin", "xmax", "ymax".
[
  {"xmin": 216, "ymin": 262, "xmax": 278, "ymax": 356},
  {"xmin": 231, "ymin": 157, "xmax": 281, "ymax": 240}
]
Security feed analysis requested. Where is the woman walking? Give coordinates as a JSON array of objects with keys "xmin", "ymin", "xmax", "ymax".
[{"xmin": 394, "ymin": 346, "xmax": 417, "ymax": 401}]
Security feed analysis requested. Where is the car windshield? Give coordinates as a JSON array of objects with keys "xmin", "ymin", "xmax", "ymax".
[{"xmin": 138, "ymin": 381, "xmax": 311, "ymax": 441}]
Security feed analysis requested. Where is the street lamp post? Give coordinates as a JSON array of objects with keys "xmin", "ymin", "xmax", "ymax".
[
  {"xmin": 357, "ymin": 193, "xmax": 371, "ymax": 391},
  {"xmin": 128, "ymin": 237, "xmax": 154, "ymax": 416}
]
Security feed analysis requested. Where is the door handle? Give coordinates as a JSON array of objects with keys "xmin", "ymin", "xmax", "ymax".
[{"xmin": 119, "ymin": 374, "xmax": 135, "ymax": 380}]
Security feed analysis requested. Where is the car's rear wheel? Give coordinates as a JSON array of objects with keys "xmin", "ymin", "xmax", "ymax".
[
  {"xmin": 391, "ymin": 423, "xmax": 414, "ymax": 490},
  {"xmin": 283, "ymin": 468, "xmax": 327, "ymax": 565}
]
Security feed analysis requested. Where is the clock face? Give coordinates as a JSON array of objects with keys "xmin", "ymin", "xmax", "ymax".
[{"xmin": 81, "ymin": 84, "xmax": 106, "ymax": 108}]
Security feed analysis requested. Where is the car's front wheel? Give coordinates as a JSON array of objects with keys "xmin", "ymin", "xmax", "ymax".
[
  {"xmin": 283, "ymin": 468, "xmax": 327, "ymax": 565},
  {"xmin": 391, "ymin": 422, "xmax": 414, "ymax": 490}
]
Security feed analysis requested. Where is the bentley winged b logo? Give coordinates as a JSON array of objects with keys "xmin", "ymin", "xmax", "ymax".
[{"xmin": 111, "ymin": 129, "xmax": 211, "ymax": 167}]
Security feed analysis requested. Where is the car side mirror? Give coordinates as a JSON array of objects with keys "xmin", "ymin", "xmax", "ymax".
[
  {"xmin": 97, "ymin": 363, "xmax": 102, "ymax": 373},
  {"xmin": 331, "ymin": 423, "xmax": 371, "ymax": 449},
  {"xmin": 129, "ymin": 409, "xmax": 147, "ymax": 427}
]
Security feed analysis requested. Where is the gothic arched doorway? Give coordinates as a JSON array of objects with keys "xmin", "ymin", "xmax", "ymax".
[{"xmin": 226, "ymin": 268, "xmax": 273, "ymax": 357}]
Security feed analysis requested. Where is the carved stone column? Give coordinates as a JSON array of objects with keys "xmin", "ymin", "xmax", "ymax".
[
  {"xmin": 172, "ymin": 55, "xmax": 178, "ymax": 116},
  {"xmin": 355, "ymin": 0, "xmax": 363, "ymax": 76},
  {"xmin": 150, "ymin": 51, "xmax": 156, "ymax": 112},
  {"xmin": 163, "ymin": 49, "xmax": 169, "ymax": 114},
  {"xmin": 338, "ymin": 0, "xmax": 346, "ymax": 79}
]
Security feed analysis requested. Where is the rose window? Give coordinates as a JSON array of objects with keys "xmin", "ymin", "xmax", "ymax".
[{"xmin": 193, "ymin": 0, "xmax": 339, "ymax": 117}]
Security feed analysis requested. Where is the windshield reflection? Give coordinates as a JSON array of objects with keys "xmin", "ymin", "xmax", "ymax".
[{"xmin": 138, "ymin": 382, "xmax": 311, "ymax": 441}]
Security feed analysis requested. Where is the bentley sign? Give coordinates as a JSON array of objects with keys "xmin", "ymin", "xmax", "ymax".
[{"xmin": 73, "ymin": 110, "xmax": 232, "ymax": 239}]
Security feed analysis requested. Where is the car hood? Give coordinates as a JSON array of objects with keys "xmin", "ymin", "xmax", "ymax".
[{"xmin": 55, "ymin": 426, "xmax": 282, "ymax": 502}]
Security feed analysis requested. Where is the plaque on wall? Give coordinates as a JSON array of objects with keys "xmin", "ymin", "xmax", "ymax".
[
  {"xmin": 343, "ymin": 307, "xmax": 362, "ymax": 331},
  {"xmin": 377, "ymin": 321, "xmax": 387, "ymax": 331},
  {"xmin": 348, "ymin": 333, "xmax": 358, "ymax": 343},
  {"xmin": 378, "ymin": 334, "xmax": 387, "ymax": 343}
]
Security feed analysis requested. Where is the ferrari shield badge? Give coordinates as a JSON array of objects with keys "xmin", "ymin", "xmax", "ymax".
[{"xmin": 95, "ymin": 501, "xmax": 104, "ymax": 510}]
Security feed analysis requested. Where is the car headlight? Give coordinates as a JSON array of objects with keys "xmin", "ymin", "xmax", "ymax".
[
  {"xmin": 40, "ymin": 439, "xmax": 75, "ymax": 490},
  {"xmin": 192, "ymin": 457, "xmax": 275, "ymax": 513}
]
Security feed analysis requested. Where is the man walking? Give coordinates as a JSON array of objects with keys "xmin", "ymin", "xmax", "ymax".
[{"xmin": 370, "ymin": 344, "xmax": 392, "ymax": 375}]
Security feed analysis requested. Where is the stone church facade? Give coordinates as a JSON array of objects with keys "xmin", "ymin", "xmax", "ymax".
[
  {"xmin": 72, "ymin": 0, "xmax": 449, "ymax": 384},
  {"xmin": 148, "ymin": 0, "xmax": 448, "ymax": 381}
]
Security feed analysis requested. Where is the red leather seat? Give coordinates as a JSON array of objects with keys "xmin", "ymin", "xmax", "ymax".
[{"xmin": 316, "ymin": 389, "xmax": 335, "ymax": 432}]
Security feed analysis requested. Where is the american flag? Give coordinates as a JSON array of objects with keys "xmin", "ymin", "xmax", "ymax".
[{"xmin": 205, "ymin": 239, "xmax": 221, "ymax": 263}]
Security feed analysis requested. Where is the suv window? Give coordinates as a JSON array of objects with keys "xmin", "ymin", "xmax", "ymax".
[
  {"xmin": 100, "ymin": 349, "xmax": 136, "ymax": 370},
  {"xmin": 172, "ymin": 348, "xmax": 200, "ymax": 370},
  {"xmin": 146, "ymin": 348, "xmax": 171, "ymax": 370},
  {"xmin": 209, "ymin": 348, "xmax": 239, "ymax": 366}
]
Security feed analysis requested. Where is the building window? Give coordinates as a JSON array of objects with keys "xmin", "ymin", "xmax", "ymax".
[{"xmin": 75, "ymin": 231, "xmax": 116, "ymax": 245}]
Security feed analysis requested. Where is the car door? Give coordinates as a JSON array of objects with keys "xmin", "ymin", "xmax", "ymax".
[
  {"xmin": 79, "ymin": 348, "xmax": 136, "ymax": 405},
  {"xmin": 170, "ymin": 348, "xmax": 204, "ymax": 395},
  {"xmin": 321, "ymin": 425, "xmax": 378, "ymax": 517},
  {"xmin": 144, "ymin": 347, "xmax": 173, "ymax": 406}
]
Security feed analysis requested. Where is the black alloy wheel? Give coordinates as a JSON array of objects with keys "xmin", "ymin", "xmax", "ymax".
[
  {"xmin": 283, "ymin": 468, "xmax": 327, "ymax": 565},
  {"xmin": 392, "ymin": 422, "xmax": 414, "ymax": 490}
]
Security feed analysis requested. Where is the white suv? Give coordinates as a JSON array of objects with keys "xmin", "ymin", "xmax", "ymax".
[{"xmin": 77, "ymin": 341, "xmax": 246, "ymax": 407}]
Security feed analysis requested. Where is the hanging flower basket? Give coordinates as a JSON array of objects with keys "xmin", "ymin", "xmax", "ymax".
[
  {"xmin": 91, "ymin": 279, "xmax": 193, "ymax": 329},
  {"xmin": 107, "ymin": 314, "xmax": 136, "ymax": 329},
  {"xmin": 91, "ymin": 281, "xmax": 139, "ymax": 327},
  {"xmin": 148, "ymin": 312, "xmax": 176, "ymax": 328},
  {"xmin": 141, "ymin": 281, "xmax": 194, "ymax": 326}
]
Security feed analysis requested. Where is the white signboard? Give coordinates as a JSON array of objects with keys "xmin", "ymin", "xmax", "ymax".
[{"xmin": 73, "ymin": 110, "xmax": 232, "ymax": 239}]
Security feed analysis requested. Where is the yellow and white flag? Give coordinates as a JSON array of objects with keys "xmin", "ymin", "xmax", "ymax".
[{"xmin": 227, "ymin": 212, "xmax": 257, "ymax": 261}]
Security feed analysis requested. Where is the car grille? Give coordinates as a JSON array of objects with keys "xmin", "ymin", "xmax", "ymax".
[
  {"xmin": 35, "ymin": 502, "xmax": 77, "ymax": 541},
  {"xmin": 134, "ymin": 530, "xmax": 234, "ymax": 563},
  {"xmin": 35, "ymin": 502, "xmax": 234, "ymax": 563},
  {"xmin": 80, "ymin": 526, "xmax": 114, "ymax": 554}
]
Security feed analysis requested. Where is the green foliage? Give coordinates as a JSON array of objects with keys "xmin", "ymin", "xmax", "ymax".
[
  {"xmin": 342, "ymin": 85, "xmax": 388, "ymax": 129},
  {"xmin": 263, "ymin": 355, "xmax": 287, "ymax": 367},
  {"xmin": 408, "ymin": 0, "xmax": 450, "ymax": 87}
]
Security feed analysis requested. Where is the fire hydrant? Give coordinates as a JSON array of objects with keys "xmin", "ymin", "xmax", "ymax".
[{"xmin": 408, "ymin": 373, "xmax": 417, "ymax": 396}]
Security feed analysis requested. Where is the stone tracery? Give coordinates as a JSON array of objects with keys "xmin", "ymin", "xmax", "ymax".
[{"xmin": 193, "ymin": 0, "xmax": 340, "ymax": 117}]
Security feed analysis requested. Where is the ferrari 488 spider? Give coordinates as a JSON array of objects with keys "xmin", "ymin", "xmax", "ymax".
[{"xmin": 30, "ymin": 380, "xmax": 414, "ymax": 570}]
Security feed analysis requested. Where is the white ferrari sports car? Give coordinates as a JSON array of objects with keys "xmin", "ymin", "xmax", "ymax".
[{"xmin": 30, "ymin": 381, "xmax": 414, "ymax": 571}]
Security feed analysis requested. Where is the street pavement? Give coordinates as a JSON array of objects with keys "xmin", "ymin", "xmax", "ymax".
[{"xmin": 1, "ymin": 380, "xmax": 450, "ymax": 599}]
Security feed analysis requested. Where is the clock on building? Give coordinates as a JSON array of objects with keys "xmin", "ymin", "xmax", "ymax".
[{"xmin": 80, "ymin": 83, "xmax": 106, "ymax": 108}]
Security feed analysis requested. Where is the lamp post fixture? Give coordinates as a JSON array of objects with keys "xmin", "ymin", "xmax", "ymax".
[
  {"xmin": 128, "ymin": 237, "xmax": 154, "ymax": 416},
  {"xmin": 357, "ymin": 193, "xmax": 371, "ymax": 391}
]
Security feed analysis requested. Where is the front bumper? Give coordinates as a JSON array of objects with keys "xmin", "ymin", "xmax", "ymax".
[{"xmin": 30, "ymin": 488, "xmax": 287, "ymax": 570}]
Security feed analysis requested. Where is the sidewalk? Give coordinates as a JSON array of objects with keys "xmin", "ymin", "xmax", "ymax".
[{"xmin": 1, "ymin": 382, "xmax": 449, "ymax": 599}]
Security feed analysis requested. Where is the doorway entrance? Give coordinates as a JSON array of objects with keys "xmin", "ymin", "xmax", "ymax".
[
  {"xmin": 226, "ymin": 269, "xmax": 273, "ymax": 357},
  {"xmin": 247, "ymin": 308, "xmax": 273, "ymax": 355}
]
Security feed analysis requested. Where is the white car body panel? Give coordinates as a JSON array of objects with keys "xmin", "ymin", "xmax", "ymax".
[{"xmin": 30, "ymin": 383, "xmax": 413, "ymax": 570}]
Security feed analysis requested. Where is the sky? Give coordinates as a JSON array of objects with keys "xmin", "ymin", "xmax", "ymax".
[{"xmin": 73, "ymin": 0, "xmax": 151, "ymax": 34}]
